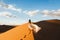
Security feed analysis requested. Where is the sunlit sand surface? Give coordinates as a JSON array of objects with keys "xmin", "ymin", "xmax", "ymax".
[{"xmin": 0, "ymin": 23, "xmax": 34, "ymax": 40}]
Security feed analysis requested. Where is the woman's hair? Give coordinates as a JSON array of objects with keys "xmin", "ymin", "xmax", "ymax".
[{"xmin": 29, "ymin": 19, "xmax": 31, "ymax": 24}]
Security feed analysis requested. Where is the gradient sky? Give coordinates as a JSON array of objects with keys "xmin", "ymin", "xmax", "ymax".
[{"xmin": 0, "ymin": 0, "xmax": 60, "ymax": 25}]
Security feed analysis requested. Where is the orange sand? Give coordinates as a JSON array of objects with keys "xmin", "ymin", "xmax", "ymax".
[{"xmin": 0, "ymin": 23, "xmax": 34, "ymax": 40}]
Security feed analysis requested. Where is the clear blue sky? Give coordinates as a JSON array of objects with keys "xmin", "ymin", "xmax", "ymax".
[{"xmin": 0, "ymin": 0, "xmax": 60, "ymax": 25}]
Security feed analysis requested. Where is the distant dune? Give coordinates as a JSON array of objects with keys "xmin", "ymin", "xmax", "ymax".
[{"xmin": 0, "ymin": 25, "xmax": 15, "ymax": 33}]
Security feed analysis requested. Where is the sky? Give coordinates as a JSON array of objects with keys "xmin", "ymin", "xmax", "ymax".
[{"xmin": 0, "ymin": 0, "xmax": 60, "ymax": 25}]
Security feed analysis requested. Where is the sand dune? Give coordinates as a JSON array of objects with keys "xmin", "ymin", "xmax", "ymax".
[
  {"xmin": 0, "ymin": 23, "xmax": 34, "ymax": 40},
  {"xmin": 0, "ymin": 19, "xmax": 60, "ymax": 40},
  {"xmin": 33, "ymin": 19, "xmax": 60, "ymax": 40}
]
